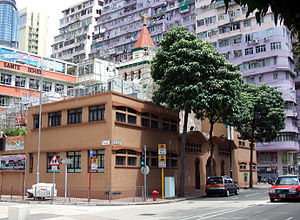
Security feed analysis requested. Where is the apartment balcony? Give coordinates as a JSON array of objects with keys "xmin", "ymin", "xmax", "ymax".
[
  {"xmin": 256, "ymin": 141, "xmax": 299, "ymax": 152},
  {"xmin": 77, "ymin": 73, "xmax": 102, "ymax": 84}
]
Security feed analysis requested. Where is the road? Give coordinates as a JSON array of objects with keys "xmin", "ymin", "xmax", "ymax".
[{"xmin": 0, "ymin": 187, "xmax": 299, "ymax": 220}]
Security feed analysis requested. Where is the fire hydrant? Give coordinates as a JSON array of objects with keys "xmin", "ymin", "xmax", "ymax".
[{"xmin": 152, "ymin": 190, "xmax": 159, "ymax": 201}]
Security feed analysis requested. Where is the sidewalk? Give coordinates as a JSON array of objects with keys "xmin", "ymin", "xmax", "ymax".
[{"xmin": 0, "ymin": 184, "xmax": 271, "ymax": 206}]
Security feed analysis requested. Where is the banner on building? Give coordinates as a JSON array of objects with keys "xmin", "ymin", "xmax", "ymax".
[
  {"xmin": 5, "ymin": 136, "xmax": 25, "ymax": 151},
  {"xmin": 0, "ymin": 154, "xmax": 26, "ymax": 170},
  {"xmin": 0, "ymin": 48, "xmax": 63, "ymax": 71}
]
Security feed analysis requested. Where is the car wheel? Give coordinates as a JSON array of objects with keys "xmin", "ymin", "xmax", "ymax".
[
  {"xmin": 225, "ymin": 189, "xmax": 230, "ymax": 197},
  {"xmin": 235, "ymin": 188, "xmax": 239, "ymax": 195},
  {"xmin": 270, "ymin": 198, "xmax": 275, "ymax": 202}
]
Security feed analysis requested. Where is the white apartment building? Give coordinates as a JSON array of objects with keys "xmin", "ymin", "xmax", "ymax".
[
  {"xmin": 51, "ymin": 0, "xmax": 103, "ymax": 63},
  {"xmin": 18, "ymin": 8, "xmax": 49, "ymax": 56}
]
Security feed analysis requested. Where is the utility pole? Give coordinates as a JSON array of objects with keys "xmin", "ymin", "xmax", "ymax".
[
  {"xmin": 36, "ymin": 67, "xmax": 43, "ymax": 184},
  {"xmin": 143, "ymin": 145, "xmax": 147, "ymax": 201}
]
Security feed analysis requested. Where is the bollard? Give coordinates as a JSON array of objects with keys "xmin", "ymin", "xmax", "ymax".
[
  {"xmin": 8, "ymin": 205, "xmax": 30, "ymax": 220},
  {"xmin": 0, "ymin": 186, "xmax": 2, "ymax": 200},
  {"xmin": 68, "ymin": 187, "xmax": 71, "ymax": 203},
  {"xmin": 108, "ymin": 187, "xmax": 111, "ymax": 203},
  {"xmin": 132, "ymin": 186, "xmax": 135, "ymax": 202}
]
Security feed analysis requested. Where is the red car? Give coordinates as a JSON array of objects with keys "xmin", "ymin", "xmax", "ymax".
[{"xmin": 269, "ymin": 175, "xmax": 300, "ymax": 202}]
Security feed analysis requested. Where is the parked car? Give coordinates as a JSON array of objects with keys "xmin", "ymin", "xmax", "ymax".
[
  {"xmin": 205, "ymin": 176, "xmax": 239, "ymax": 197},
  {"xmin": 27, "ymin": 183, "xmax": 57, "ymax": 200},
  {"xmin": 269, "ymin": 175, "xmax": 300, "ymax": 202}
]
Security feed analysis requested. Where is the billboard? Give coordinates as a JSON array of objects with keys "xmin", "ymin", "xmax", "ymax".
[
  {"xmin": 5, "ymin": 135, "xmax": 25, "ymax": 151},
  {"xmin": 0, "ymin": 154, "xmax": 26, "ymax": 170},
  {"xmin": 0, "ymin": 47, "xmax": 63, "ymax": 72}
]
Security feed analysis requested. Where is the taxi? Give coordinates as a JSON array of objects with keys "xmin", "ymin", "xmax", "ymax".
[{"xmin": 269, "ymin": 175, "xmax": 300, "ymax": 202}]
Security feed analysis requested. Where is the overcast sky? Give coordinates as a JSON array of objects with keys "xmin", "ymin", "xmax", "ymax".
[{"xmin": 16, "ymin": 0, "xmax": 83, "ymax": 56}]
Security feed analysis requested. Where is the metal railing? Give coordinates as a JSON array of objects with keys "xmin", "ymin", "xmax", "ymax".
[{"xmin": 0, "ymin": 185, "xmax": 149, "ymax": 204}]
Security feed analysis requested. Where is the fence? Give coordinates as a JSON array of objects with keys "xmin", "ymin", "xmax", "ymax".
[{"xmin": 0, "ymin": 185, "xmax": 149, "ymax": 204}]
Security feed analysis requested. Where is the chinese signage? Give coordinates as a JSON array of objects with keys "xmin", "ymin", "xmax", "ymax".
[
  {"xmin": 0, "ymin": 48, "xmax": 63, "ymax": 71},
  {"xmin": 5, "ymin": 136, "xmax": 25, "ymax": 151},
  {"xmin": 0, "ymin": 154, "xmax": 26, "ymax": 170}
]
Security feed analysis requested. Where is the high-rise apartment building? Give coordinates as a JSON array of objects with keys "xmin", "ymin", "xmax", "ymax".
[
  {"xmin": 18, "ymin": 8, "xmax": 49, "ymax": 56},
  {"xmin": 195, "ymin": 0, "xmax": 299, "ymax": 178},
  {"xmin": 0, "ymin": 0, "xmax": 19, "ymax": 49},
  {"xmin": 51, "ymin": 0, "xmax": 103, "ymax": 63},
  {"xmin": 90, "ymin": 0, "xmax": 196, "ymax": 62}
]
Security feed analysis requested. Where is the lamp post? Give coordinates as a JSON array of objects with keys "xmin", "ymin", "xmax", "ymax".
[{"xmin": 36, "ymin": 67, "xmax": 43, "ymax": 184}]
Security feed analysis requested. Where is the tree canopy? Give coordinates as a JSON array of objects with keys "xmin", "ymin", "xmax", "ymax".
[
  {"xmin": 3, "ymin": 128, "xmax": 27, "ymax": 137},
  {"xmin": 219, "ymin": 0, "xmax": 300, "ymax": 35},
  {"xmin": 151, "ymin": 27, "xmax": 243, "ymax": 194},
  {"xmin": 230, "ymin": 83, "xmax": 285, "ymax": 187}
]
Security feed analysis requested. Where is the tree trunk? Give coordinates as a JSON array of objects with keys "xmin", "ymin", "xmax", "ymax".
[
  {"xmin": 209, "ymin": 120, "xmax": 214, "ymax": 177},
  {"xmin": 249, "ymin": 139, "xmax": 254, "ymax": 188},
  {"xmin": 179, "ymin": 110, "xmax": 189, "ymax": 197}
]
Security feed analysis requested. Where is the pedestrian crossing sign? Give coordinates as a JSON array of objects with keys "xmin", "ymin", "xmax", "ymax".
[{"xmin": 49, "ymin": 154, "xmax": 60, "ymax": 166}]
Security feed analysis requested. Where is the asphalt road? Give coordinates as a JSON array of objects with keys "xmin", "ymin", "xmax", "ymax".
[{"xmin": 0, "ymin": 187, "xmax": 299, "ymax": 220}]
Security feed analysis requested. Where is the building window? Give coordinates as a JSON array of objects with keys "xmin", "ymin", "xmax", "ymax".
[
  {"xmin": 270, "ymin": 42, "xmax": 281, "ymax": 50},
  {"xmin": 15, "ymin": 76, "xmax": 26, "ymax": 88},
  {"xmin": 0, "ymin": 95, "xmax": 9, "ymax": 107},
  {"xmin": 68, "ymin": 108, "xmax": 82, "ymax": 124},
  {"xmin": 128, "ymin": 115, "xmax": 137, "ymax": 124},
  {"xmin": 259, "ymin": 74, "xmax": 264, "ymax": 82},
  {"xmin": 47, "ymin": 152, "xmax": 60, "ymax": 173},
  {"xmin": 246, "ymin": 76, "xmax": 255, "ymax": 84},
  {"xmin": 245, "ymin": 47, "xmax": 253, "ymax": 55},
  {"xmin": 33, "ymin": 114, "xmax": 40, "ymax": 129},
  {"xmin": 234, "ymin": 50, "xmax": 242, "ymax": 58},
  {"xmin": 89, "ymin": 104, "xmax": 105, "ymax": 122},
  {"xmin": 88, "ymin": 149, "xmax": 104, "ymax": 173},
  {"xmin": 0, "ymin": 73, "xmax": 12, "ymax": 85},
  {"xmin": 243, "ymin": 20, "xmax": 251, "ymax": 27},
  {"xmin": 116, "ymin": 112, "xmax": 126, "ymax": 122},
  {"xmin": 43, "ymin": 81, "xmax": 52, "ymax": 92},
  {"xmin": 115, "ymin": 149, "xmax": 138, "ymax": 166},
  {"xmin": 55, "ymin": 84, "xmax": 65, "ymax": 93},
  {"xmin": 29, "ymin": 153, "xmax": 33, "ymax": 173},
  {"xmin": 245, "ymin": 33, "xmax": 253, "ymax": 42},
  {"xmin": 256, "ymin": 45, "xmax": 266, "ymax": 53},
  {"xmin": 29, "ymin": 78, "xmax": 39, "ymax": 90},
  {"xmin": 185, "ymin": 142, "xmax": 202, "ymax": 154},
  {"xmin": 116, "ymin": 156, "xmax": 126, "ymax": 165},
  {"xmin": 141, "ymin": 118, "xmax": 150, "ymax": 127},
  {"xmin": 273, "ymin": 72, "xmax": 278, "ymax": 80},
  {"xmin": 239, "ymin": 163, "xmax": 247, "ymax": 170},
  {"xmin": 128, "ymin": 157, "xmax": 137, "ymax": 166},
  {"xmin": 67, "ymin": 151, "xmax": 81, "ymax": 173},
  {"xmin": 48, "ymin": 111, "xmax": 61, "ymax": 127}
]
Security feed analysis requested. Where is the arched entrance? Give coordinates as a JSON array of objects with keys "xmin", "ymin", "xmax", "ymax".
[
  {"xmin": 206, "ymin": 156, "xmax": 216, "ymax": 179},
  {"xmin": 195, "ymin": 158, "xmax": 200, "ymax": 189}
]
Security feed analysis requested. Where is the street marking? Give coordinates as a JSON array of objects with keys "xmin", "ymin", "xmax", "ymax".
[
  {"xmin": 245, "ymin": 193, "xmax": 260, "ymax": 197},
  {"xmin": 286, "ymin": 217, "xmax": 293, "ymax": 220}
]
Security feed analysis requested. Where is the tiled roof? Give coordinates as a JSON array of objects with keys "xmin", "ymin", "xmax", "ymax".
[{"xmin": 134, "ymin": 25, "xmax": 155, "ymax": 49}]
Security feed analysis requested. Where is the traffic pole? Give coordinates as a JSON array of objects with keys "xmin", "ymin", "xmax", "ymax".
[
  {"xmin": 89, "ymin": 157, "xmax": 91, "ymax": 202},
  {"xmin": 162, "ymin": 167, "xmax": 164, "ymax": 200},
  {"xmin": 144, "ymin": 145, "xmax": 147, "ymax": 201}
]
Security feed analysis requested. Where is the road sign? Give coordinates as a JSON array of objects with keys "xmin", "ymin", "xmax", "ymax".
[
  {"xmin": 61, "ymin": 158, "xmax": 72, "ymax": 165},
  {"xmin": 158, "ymin": 155, "xmax": 166, "ymax": 162},
  {"xmin": 91, "ymin": 157, "xmax": 98, "ymax": 171},
  {"xmin": 141, "ymin": 165, "xmax": 150, "ymax": 175},
  {"xmin": 49, "ymin": 154, "xmax": 60, "ymax": 166},
  {"xmin": 159, "ymin": 161, "xmax": 166, "ymax": 168},
  {"xmin": 51, "ymin": 166, "xmax": 58, "ymax": 172},
  {"xmin": 158, "ymin": 144, "xmax": 166, "ymax": 155},
  {"xmin": 89, "ymin": 150, "xmax": 93, "ymax": 157}
]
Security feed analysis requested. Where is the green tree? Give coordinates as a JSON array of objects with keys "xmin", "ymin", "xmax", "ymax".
[
  {"xmin": 231, "ymin": 84, "xmax": 285, "ymax": 188},
  {"xmin": 3, "ymin": 128, "xmax": 27, "ymax": 137},
  {"xmin": 151, "ymin": 27, "xmax": 243, "ymax": 196}
]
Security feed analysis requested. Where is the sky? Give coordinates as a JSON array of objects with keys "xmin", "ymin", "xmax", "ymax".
[{"xmin": 16, "ymin": 0, "xmax": 83, "ymax": 56}]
